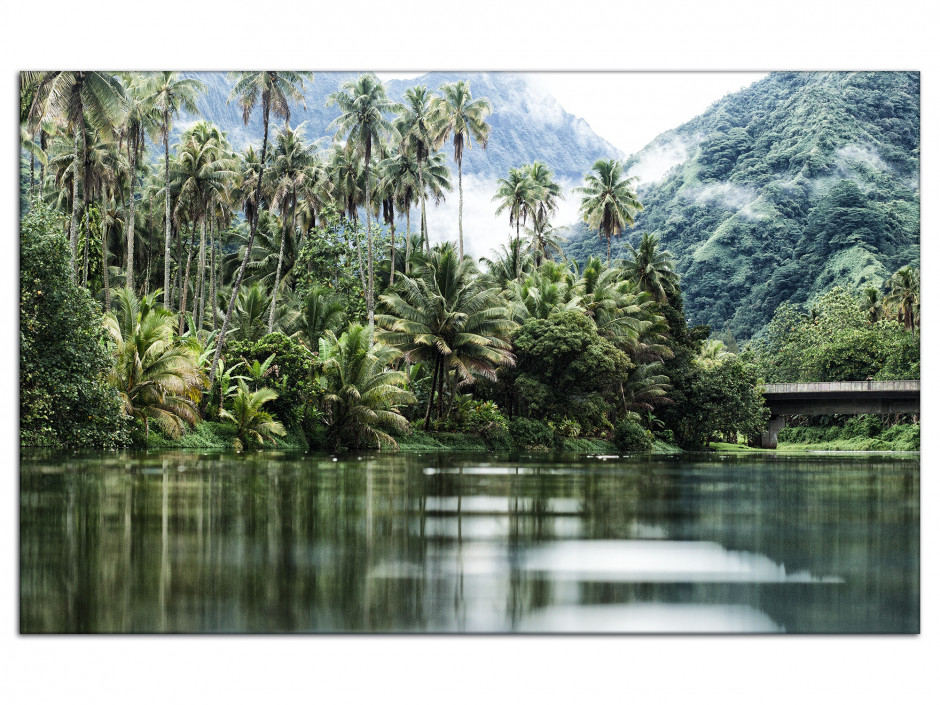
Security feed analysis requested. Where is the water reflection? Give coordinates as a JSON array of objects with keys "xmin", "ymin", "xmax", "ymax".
[{"xmin": 20, "ymin": 450, "xmax": 918, "ymax": 633}]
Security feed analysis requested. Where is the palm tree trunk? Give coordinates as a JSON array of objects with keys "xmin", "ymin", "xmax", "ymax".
[
  {"xmin": 405, "ymin": 208, "xmax": 411, "ymax": 275},
  {"xmin": 389, "ymin": 206, "xmax": 396, "ymax": 287},
  {"xmin": 162, "ymin": 115, "xmax": 172, "ymax": 309},
  {"xmin": 210, "ymin": 219, "xmax": 217, "ymax": 331},
  {"xmin": 178, "ymin": 231, "xmax": 194, "ymax": 335},
  {"xmin": 126, "ymin": 135, "xmax": 137, "ymax": 292},
  {"xmin": 354, "ymin": 219, "xmax": 368, "ymax": 294},
  {"xmin": 424, "ymin": 355, "xmax": 440, "ymax": 431},
  {"xmin": 364, "ymin": 146, "xmax": 375, "ymax": 338},
  {"xmin": 196, "ymin": 216, "xmax": 207, "ymax": 330},
  {"xmin": 457, "ymin": 159, "xmax": 464, "ymax": 258},
  {"xmin": 70, "ymin": 125, "xmax": 81, "ymax": 282},
  {"xmin": 102, "ymin": 197, "xmax": 111, "ymax": 311},
  {"xmin": 208, "ymin": 97, "xmax": 271, "ymax": 393},
  {"xmin": 418, "ymin": 165, "xmax": 428, "ymax": 255},
  {"xmin": 268, "ymin": 188, "xmax": 297, "ymax": 334}
]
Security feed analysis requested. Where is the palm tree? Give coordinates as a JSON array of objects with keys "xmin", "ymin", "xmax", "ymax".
[
  {"xmin": 884, "ymin": 266, "xmax": 919, "ymax": 332},
  {"xmin": 220, "ymin": 379, "xmax": 287, "ymax": 451},
  {"xmin": 376, "ymin": 243, "xmax": 516, "ymax": 429},
  {"xmin": 417, "ymin": 151, "xmax": 452, "ymax": 252},
  {"xmin": 396, "ymin": 85, "xmax": 444, "ymax": 257},
  {"xmin": 104, "ymin": 287, "xmax": 206, "ymax": 438},
  {"xmin": 575, "ymin": 158, "xmax": 643, "ymax": 263},
  {"xmin": 171, "ymin": 121, "xmax": 235, "ymax": 331},
  {"xmin": 326, "ymin": 73, "xmax": 398, "ymax": 336},
  {"xmin": 623, "ymin": 232, "xmax": 678, "ymax": 303},
  {"xmin": 861, "ymin": 286, "xmax": 883, "ymax": 324},
  {"xmin": 28, "ymin": 71, "xmax": 127, "ymax": 281},
  {"xmin": 146, "ymin": 72, "xmax": 206, "ymax": 309},
  {"xmin": 295, "ymin": 284, "xmax": 345, "ymax": 349},
  {"xmin": 480, "ymin": 237, "xmax": 534, "ymax": 288},
  {"xmin": 117, "ymin": 73, "xmax": 159, "ymax": 293},
  {"xmin": 433, "ymin": 80, "xmax": 492, "ymax": 259},
  {"xmin": 318, "ymin": 323, "xmax": 415, "ymax": 451},
  {"xmin": 208, "ymin": 71, "xmax": 312, "ymax": 392},
  {"xmin": 378, "ymin": 147, "xmax": 421, "ymax": 276},
  {"xmin": 265, "ymin": 123, "xmax": 317, "ymax": 333},
  {"xmin": 493, "ymin": 166, "xmax": 540, "ymax": 243}
]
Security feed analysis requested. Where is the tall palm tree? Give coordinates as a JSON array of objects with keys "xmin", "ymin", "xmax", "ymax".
[
  {"xmin": 326, "ymin": 73, "xmax": 398, "ymax": 336},
  {"xmin": 28, "ymin": 71, "xmax": 127, "ymax": 281},
  {"xmin": 417, "ymin": 151, "xmax": 452, "ymax": 253},
  {"xmin": 884, "ymin": 266, "xmax": 919, "ymax": 332},
  {"xmin": 396, "ymin": 85, "xmax": 444, "ymax": 257},
  {"xmin": 493, "ymin": 166, "xmax": 540, "ymax": 243},
  {"xmin": 208, "ymin": 71, "xmax": 312, "ymax": 392},
  {"xmin": 104, "ymin": 287, "xmax": 206, "ymax": 438},
  {"xmin": 265, "ymin": 123, "xmax": 316, "ymax": 333},
  {"xmin": 433, "ymin": 80, "xmax": 492, "ymax": 259},
  {"xmin": 170, "ymin": 121, "xmax": 235, "ymax": 332},
  {"xmin": 146, "ymin": 72, "xmax": 206, "ymax": 309},
  {"xmin": 574, "ymin": 158, "xmax": 643, "ymax": 263},
  {"xmin": 117, "ymin": 73, "xmax": 159, "ymax": 293},
  {"xmin": 623, "ymin": 232, "xmax": 678, "ymax": 303},
  {"xmin": 318, "ymin": 324, "xmax": 414, "ymax": 451},
  {"xmin": 378, "ymin": 147, "xmax": 421, "ymax": 276},
  {"xmin": 376, "ymin": 243, "xmax": 516, "ymax": 429}
]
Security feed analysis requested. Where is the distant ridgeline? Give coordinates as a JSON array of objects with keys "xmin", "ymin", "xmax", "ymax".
[
  {"xmin": 562, "ymin": 72, "xmax": 920, "ymax": 340},
  {"xmin": 175, "ymin": 71, "xmax": 621, "ymax": 184}
]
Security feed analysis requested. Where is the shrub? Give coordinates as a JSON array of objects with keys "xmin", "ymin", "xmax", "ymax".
[
  {"xmin": 20, "ymin": 203, "xmax": 129, "ymax": 448},
  {"xmin": 507, "ymin": 417, "xmax": 554, "ymax": 449},
  {"xmin": 614, "ymin": 419, "xmax": 653, "ymax": 452}
]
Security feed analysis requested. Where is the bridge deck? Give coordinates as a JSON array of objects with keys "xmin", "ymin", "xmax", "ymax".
[{"xmin": 763, "ymin": 381, "xmax": 919, "ymax": 395}]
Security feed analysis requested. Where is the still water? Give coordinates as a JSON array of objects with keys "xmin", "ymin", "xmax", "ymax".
[{"xmin": 20, "ymin": 450, "xmax": 919, "ymax": 633}]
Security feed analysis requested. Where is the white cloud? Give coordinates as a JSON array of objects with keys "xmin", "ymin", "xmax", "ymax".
[{"xmin": 628, "ymin": 135, "xmax": 702, "ymax": 184}]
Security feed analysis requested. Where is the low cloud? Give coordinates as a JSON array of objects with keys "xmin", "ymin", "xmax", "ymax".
[
  {"xmin": 628, "ymin": 135, "xmax": 701, "ymax": 184},
  {"xmin": 686, "ymin": 181, "xmax": 764, "ymax": 219}
]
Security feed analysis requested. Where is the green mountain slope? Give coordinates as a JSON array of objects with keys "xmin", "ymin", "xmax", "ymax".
[{"xmin": 562, "ymin": 72, "xmax": 920, "ymax": 340}]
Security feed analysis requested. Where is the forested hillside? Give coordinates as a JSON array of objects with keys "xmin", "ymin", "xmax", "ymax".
[{"xmin": 563, "ymin": 72, "xmax": 920, "ymax": 339}]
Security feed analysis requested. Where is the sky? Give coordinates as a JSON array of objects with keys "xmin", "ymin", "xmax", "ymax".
[{"xmin": 379, "ymin": 72, "xmax": 766, "ymax": 158}]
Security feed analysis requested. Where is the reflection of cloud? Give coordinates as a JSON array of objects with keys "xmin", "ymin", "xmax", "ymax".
[
  {"xmin": 519, "ymin": 603, "xmax": 785, "ymax": 633},
  {"xmin": 523, "ymin": 540, "xmax": 842, "ymax": 583}
]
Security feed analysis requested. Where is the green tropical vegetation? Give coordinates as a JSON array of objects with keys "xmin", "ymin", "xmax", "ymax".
[{"xmin": 19, "ymin": 71, "xmax": 919, "ymax": 453}]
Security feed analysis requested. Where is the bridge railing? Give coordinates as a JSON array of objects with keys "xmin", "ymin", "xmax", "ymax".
[{"xmin": 763, "ymin": 380, "xmax": 920, "ymax": 394}]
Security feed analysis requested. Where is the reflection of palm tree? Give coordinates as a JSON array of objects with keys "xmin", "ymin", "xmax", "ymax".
[
  {"xmin": 377, "ymin": 243, "xmax": 516, "ymax": 429},
  {"xmin": 433, "ymin": 81, "xmax": 492, "ymax": 259},
  {"xmin": 575, "ymin": 158, "xmax": 642, "ymax": 264}
]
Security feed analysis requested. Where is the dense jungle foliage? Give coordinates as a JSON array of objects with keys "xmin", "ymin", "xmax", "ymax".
[{"xmin": 19, "ymin": 71, "xmax": 919, "ymax": 453}]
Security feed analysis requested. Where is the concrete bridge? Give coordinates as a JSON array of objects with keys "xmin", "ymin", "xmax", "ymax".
[{"xmin": 758, "ymin": 380, "xmax": 920, "ymax": 448}]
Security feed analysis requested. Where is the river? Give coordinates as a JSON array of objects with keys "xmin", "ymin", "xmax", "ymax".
[{"xmin": 19, "ymin": 449, "xmax": 919, "ymax": 633}]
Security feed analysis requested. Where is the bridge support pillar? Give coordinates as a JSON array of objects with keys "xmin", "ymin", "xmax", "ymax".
[{"xmin": 761, "ymin": 415, "xmax": 786, "ymax": 449}]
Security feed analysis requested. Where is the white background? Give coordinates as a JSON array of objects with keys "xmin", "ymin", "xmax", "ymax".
[{"xmin": 2, "ymin": 2, "xmax": 936, "ymax": 703}]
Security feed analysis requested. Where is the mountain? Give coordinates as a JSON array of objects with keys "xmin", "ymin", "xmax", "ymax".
[
  {"xmin": 562, "ymin": 72, "xmax": 920, "ymax": 340},
  {"xmin": 175, "ymin": 71, "xmax": 621, "ymax": 183}
]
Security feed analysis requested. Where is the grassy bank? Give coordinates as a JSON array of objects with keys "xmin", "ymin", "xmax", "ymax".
[{"xmin": 708, "ymin": 421, "xmax": 920, "ymax": 453}]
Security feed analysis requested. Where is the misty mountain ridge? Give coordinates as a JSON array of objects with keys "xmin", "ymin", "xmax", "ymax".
[{"xmin": 563, "ymin": 71, "xmax": 920, "ymax": 340}]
